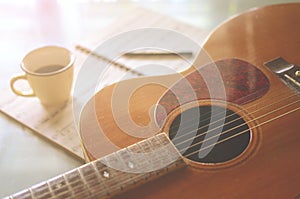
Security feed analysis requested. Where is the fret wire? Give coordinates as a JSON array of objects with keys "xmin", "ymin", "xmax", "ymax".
[
  {"xmin": 155, "ymin": 134, "xmax": 181, "ymax": 163},
  {"xmin": 98, "ymin": 155, "xmax": 123, "ymax": 192},
  {"xmin": 77, "ymin": 167, "xmax": 93, "ymax": 197},
  {"xmin": 122, "ymin": 148, "xmax": 139, "ymax": 184},
  {"xmin": 89, "ymin": 158, "xmax": 185, "ymax": 197},
  {"xmin": 80, "ymin": 164, "xmax": 98, "ymax": 182},
  {"xmin": 9, "ymin": 133, "xmax": 183, "ymax": 199},
  {"xmin": 152, "ymin": 136, "xmax": 172, "ymax": 170},
  {"xmin": 144, "ymin": 138, "xmax": 166, "ymax": 175},
  {"xmin": 95, "ymin": 155, "xmax": 140, "ymax": 197},
  {"xmin": 114, "ymin": 149, "xmax": 139, "ymax": 186},
  {"xmin": 94, "ymin": 157, "xmax": 119, "ymax": 196},
  {"xmin": 28, "ymin": 188, "xmax": 34, "ymax": 199},
  {"xmin": 61, "ymin": 168, "xmax": 91, "ymax": 198},
  {"xmin": 96, "ymin": 171, "xmax": 145, "ymax": 195},
  {"xmin": 46, "ymin": 181, "xmax": 54, "ymax": 198},
  {"xmin": 52, "ymin": 162, "xmax": 110, "ymax": 199},
  {"xmin": 50, "ymin": 185, "xmax": 72, "ymax": 199},
  {"xmin": 60, "ymin": 173, "xmax": 78, "ymax": 197},
  {"xmin": 147, "ymin": 136, "xmax": 168, "ymax": 167},
  {"xmin": 30, "ymin": 182, "xmax": 52, "ymax": 199},
  {"xmin": 80, "ymin": 164, "xmax": 108, "ymax": 197},
  {"xmin": 83, "ymin": 136, "xmax": 171, "ymax": 198},
  {"xmin": 135, "ymin": 140, "xmax": 156, "ymax": 174},
  {"xmin": 63, "ymin": 161, "xmax": 110, "ymax": 198},
  {"xmin": 106, "ymin": 153, "xmax": 124, "ymax": 178},
  {"xmin": 63, "ymin": 142, "xmax": 182, "ymax": 199},
  {"xmin": 49, "ymin": 175, "xmax": 72, "ymax": 198},
  {"xmin": 66, "ymin": 178, "xmax": 93, "ymax": 199},
  {"xmin": 27, "ymin": 182, "xmax": 52, "ymax": 198},
  {"xmin": 67, "ymin": 168, "xmax": 98, "ymax": 195},
  {"xmin": 66, "ymin": 172, "xmax": 91, "ymax": 199},
  {"xmin": 156, "ymin": 135, "xmax": 184, "ymax": 169},
  {"xmin": 90, "ymin": 160, "xmax": 143, "ymax": 197},
  {"xmin": 118, "ymin": 147, "xmax": 142, "ymax": 173},
  {"xmin": 116, "ymin": 149, "xmax": 129, "ymax": 163},
  {"xmin": 126, "ymin": 144, "xmax": 151, "ymax": 181},
  {"xmin": 82, "ymin": 170, "xmax": 143, "ymax": 199},
  {"xmin": 107, "ymin": 151, "xmax": 133, "ymax": 173},
  {"xmin": 117, "ymin": 148, "xmax": 138, "ymax": 173},
  {"xmin": 157, "ymin": 133, "xmax": 174, "ymax": 148},
  {"xmin": 157, "ymin": 134, "xmax": 183, "ymax": 164},
  {"xmin": 140, "ymin": 134, "xmax": 184, "ymax": 174},
  {"xmin": 62, "ymin": 174, "xmax": 74, "ymax": 198},
  {"xmin": 91, "ymin": 161, "xmax": 111, "ymax": 195},
  {"xmin": 74, "ymin": 142, "xmax": 176, "ymax": 198},
  {"xmin": 88, "ymin": 160, "xmax": 118, "ymax": 198},
  {"xmin": 160, "ymin": 134, "xmax": 186, "ymax": 169}
]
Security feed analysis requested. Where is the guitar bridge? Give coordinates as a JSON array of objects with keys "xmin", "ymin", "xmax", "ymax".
[{"xmin": 265, "ymin": 57, "xmax": 300, "ymax": 93}]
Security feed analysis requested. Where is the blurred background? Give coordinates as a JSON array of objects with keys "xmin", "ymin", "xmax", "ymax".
[{"xmin": 0, "ymin": 0, "xmax": 299, "ymax": 197}]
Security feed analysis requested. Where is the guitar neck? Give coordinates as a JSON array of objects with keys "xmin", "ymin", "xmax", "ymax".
[{"xmin": 8, "ymin": 133, "xmax": 185, "ymax": 199}]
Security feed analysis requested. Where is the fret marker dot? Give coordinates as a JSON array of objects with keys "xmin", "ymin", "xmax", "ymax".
[
  {"xmin": 128, "ymin": 161, "xmax": 134, "ymax": 169},
  {"xmin": 103, "ymin": 171, "xmax": 110, "ymax": 178}
]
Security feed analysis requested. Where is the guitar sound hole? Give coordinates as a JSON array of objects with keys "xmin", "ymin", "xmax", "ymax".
[{"xmin": 168, "ymin": 105, "xmax": 250, "ymax": 164}]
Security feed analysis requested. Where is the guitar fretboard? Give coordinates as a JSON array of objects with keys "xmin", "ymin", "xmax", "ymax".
[{"xmin": 7, "ymin": 133, "xmax": 185, "ymax": 199}]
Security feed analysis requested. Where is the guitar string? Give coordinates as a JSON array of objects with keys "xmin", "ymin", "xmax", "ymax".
[
  {"xmin": 66, "ymin": 147, "xmax": 183, "ymax": 199},
  {"xmin": 170, "ymin": 91, "xmax": 296, "ymax": 145},
  {"xmin": 185, "ymin": 105, "xmax": 300, "ymax": 158},
  {"xmin": 78, "ymin": 43, "xmax": 285, "ymax": 146},
  {"xmin": 25, "ymin": 95, "xmax": 299, "ymax": 199},
  {"xmin": 82, "ymin": 94, "xmax": 300, "ymax": 195},
  {"xmin": 77, "ymin": 44, "xmax": 297, "ymax": 148},
  {"xmin": 32, "ymin": 102, "xmax": 300, "ymax": 198},
  {"xmin": 56, "ymin": 101, "xmax": 300, "ymax": 199},
  {"xmin": 34, "ymin": 96, "xmax": 300, "ymax": 198},
  {"xmin": 170, "ymin": 90, "xmax": 298, "ymax": 144},
  {"xmin": 28, "ymin": 136, "xmax": 171, "ymax": 198},
  {"xmin": 172, "ymin": 94, "xmax": 299, "ymax": 150},
  {"xmin": 167, "ymin": 87, "xmax": 294, "ymax": 138},
  {"xmin": 177, "ymin": 99, "xmax": 300, "ymax": 157},
  {"xmin": 21, "ymin": 46, "xmax": 297, "ymax": 197},
  {"xmin": 27, "ymin": 165, "xmax": 110, "ymax": 199},
  {"xmin": 33, "ymin": 124, "xmax": 188, "ymax": 199},
  {"xmin": 32, "ymin": 155, "xmax": 161, "ymax": 199},
  {"xmin": 81, "ymin": 100, "xmax": 300, "ymax": 198},
  {"xmin": 78, "ymin": 46, "xmax": 299, "ymax": 159}
]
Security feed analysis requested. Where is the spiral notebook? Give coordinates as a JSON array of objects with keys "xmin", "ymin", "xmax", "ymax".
[{"xmin": 0, "ymin": 7, "xmax": 208, "ymax": 161}]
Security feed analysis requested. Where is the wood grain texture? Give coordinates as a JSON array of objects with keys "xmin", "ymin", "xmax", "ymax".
[
  {"xmin": 155, "ymin": 58, "xmax": 270, "ymax": 127},
  {"xmin": 79, "ymin": 3, "xmax": 300, "ymax": 198}
]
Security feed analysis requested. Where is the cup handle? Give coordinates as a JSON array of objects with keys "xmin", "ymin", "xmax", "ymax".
[{"xmin": 10, "ymin": 74, "xmax": 35, "ymax": 97}]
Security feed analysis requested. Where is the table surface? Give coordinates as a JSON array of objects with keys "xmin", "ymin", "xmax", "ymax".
[{"xmin": 0, "ymin": 0, "xmax": 298, "ymax": 197}]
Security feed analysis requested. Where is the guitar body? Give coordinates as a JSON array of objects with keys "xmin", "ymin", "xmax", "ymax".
[{"xmin": 80, "ymin": 3, "xmax": 300, "ymax": 198}]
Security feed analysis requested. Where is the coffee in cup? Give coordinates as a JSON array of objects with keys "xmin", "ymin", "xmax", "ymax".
[{"xmin": 10, "ymin": 46, "xmax": 75, "ymax": 106}]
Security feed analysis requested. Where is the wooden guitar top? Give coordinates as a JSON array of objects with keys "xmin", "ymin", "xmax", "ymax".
[{"xmin": 79, "ymin": 3, "xmax": 300, "ymax": 198}]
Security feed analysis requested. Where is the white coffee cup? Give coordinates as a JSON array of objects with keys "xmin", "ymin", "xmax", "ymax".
[{"xmin": 10, "ymin": 46, "xmax": 75, "ymax": 106}]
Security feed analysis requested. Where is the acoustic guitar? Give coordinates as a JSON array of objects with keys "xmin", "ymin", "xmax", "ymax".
[{"xmin": 7, "ymin": 3, "xmax": 300, "ymax": 199}]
